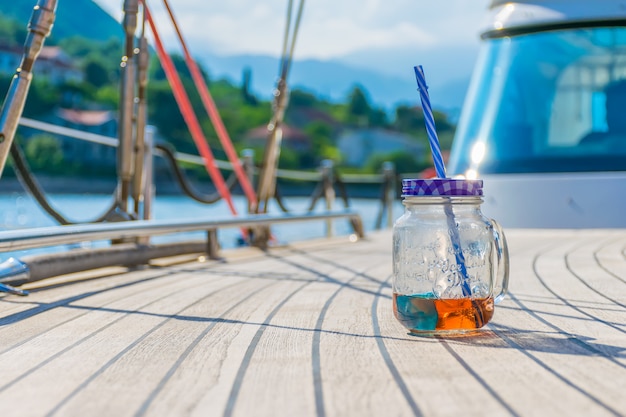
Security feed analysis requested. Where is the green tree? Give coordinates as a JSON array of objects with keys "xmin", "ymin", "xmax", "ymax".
[
  {"xmin": 84, "ymin": 57, "xmax": 111, "ymax": 88},
  {"xmin": 0, "ymin": 14, "xmax": 27, "ymax": 46},
  {"xmin": 241, "ymin": 67, "xmax": 258, "ymax": 106},
  {"xmin": 59, "ymin": 36, "xmax": 123, "ymax": 83},
  {"xmin": 55, "ymin": 82, "xmax": 83, "ymax": 108},
  {"xmin": 24, "ymin": 134, "xmax": 65, "ymax": 174},
  {"xmin": 368, "ymin": 107, "xmax": 389, "ymax": 128},
  {"xmin": 365, "ymin": 151, "xmax": 428, "ymax": 175},
  {"xmin": 22, "ymin": 79, "xmax": 61, "ymax": 117},
  {"xmin": 346, "ymin": 85, "xmax": 371, "ymax": 126},
  {"xmin": 393, "ymin": 105, "xmax": 424, "ymax": 133},
  {"xmin": 150, "ymin": 54, "xmax": 210, "ymax": 84},
  {"xmin": 289, "ymin": 89, "xmax": 318, "ymax": 108},
  {"xmin": 94, "ymin": 85, "xmax": 119, "ymax": 107},
  {"xmin": 392, "ymin": 105, "xmax": 455, "ymax": 150},
  {"xmin": 147, "ymin": 79, "xmax": 192, "ymax": 151},
  {"xmin": 278, "ymin": 146, "xmax": 300, "ymax": 169},
  {"xmin": 305, "ymin": 122, "xmax": 340, "ymax": 166},
  {"xmin": 432, "ymin": 109, "xmax": 454, "ymax": 133}
]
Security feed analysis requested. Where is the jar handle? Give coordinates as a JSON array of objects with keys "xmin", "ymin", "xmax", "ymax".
[{"xmin": 490, "ymin": 218, "xmax": 509, "ymax": 303}]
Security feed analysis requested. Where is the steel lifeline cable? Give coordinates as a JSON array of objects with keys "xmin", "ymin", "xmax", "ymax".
[
  {"xmin": 160, "ymin": 0, "xmax": 258, "ymax": 209},
  {"xmin": 142, "ymin": 2, "xmax": 238, "ymax": 216}
]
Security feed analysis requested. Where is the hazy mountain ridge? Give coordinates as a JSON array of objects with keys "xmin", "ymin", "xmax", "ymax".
[
  {"xmin": 2, "ymin": 0, "xmax": 477, "ymax": 114},
  {"xmin": 200, "ymin": 51, "xmax": 474, "ymax": 114},
  {"xmin": 1, "ymin": 0, "xmax": 123, "ymax": 43}
]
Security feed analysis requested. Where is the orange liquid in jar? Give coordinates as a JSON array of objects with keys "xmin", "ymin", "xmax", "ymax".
[{"xmin": 393, "ymin": 293, "xmax": 494, "ymax": 332}]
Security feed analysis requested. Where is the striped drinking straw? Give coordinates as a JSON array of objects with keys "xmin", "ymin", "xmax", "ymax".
[
  {"xmin": 413, "ymin": 65, "xmax": 474, "ymax": 300},
  {"xmin": 414, "ymin": 65, "xmax": 446, "ymax": 178}
]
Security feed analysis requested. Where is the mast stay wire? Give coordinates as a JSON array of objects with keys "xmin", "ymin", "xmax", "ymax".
[
  {"xmin": 281, "ymin": 0, "xmax": 306, "ymax": 83},
  {"xmin": 254, "ymin": 0, "xmax": 306, "ymax": 215},
  {"xmin": 141, "ymin": 1, "xmax": 239, "ymax": 217},
  {"xmin": 160, "ymin": 0, "xmax": 258, "ymax": 209},
  {"xmin": 279, "ymin": 0, "xmax": 294, "ymax": 78}
]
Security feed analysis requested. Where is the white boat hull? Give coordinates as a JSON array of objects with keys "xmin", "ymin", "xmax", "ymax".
[{"xmin": 480, "ymin": 172, "xmax": 626, "ymax": 229}]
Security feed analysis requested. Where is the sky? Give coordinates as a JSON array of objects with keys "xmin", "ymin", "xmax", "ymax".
[{"xmin": 94, "ymin": 0, "xmax": 492, "ymax": 61}]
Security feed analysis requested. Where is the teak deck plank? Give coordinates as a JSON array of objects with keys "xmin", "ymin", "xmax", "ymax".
[{"xmin": 0, "ymin": 229, "xmax": 625, "ymax": 417}]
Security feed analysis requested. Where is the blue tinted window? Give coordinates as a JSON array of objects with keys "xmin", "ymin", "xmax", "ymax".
[{"xmin": 449, "ymin": 27, "xmax": 626, "ymax": 175}]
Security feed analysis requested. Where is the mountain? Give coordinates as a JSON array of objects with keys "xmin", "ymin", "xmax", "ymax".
[
  {"xmin": 2, "ymin": 0, "xmax": 478, "ymax": 114},
  {"xmin": 199, "ymin": 50, "xmax": 477, "ymax": 115},
  {"xmin": 337, "ymin": 45, "xmax": 480, "ymax": 83},
  {"xmin": 0, "ymin": 0, "xmax": 122, "ymax": 43}
]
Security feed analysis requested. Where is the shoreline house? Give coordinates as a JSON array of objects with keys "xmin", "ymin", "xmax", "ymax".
[
  {"xmin": 244, "ymin": 124, "xmax": 311, "ymax": 153},
  {"xmin": 0, "ymin": 43, "xmax": 83, "ymax": 84},
  {"xmin": 40, "ymin": 108, "xmax": 118, "ymax": 168},
  {"xmin": 337, "ymin": 128, "xmax": 425, "ymax": 167}
]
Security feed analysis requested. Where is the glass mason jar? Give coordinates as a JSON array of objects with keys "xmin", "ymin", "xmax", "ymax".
[{"xmin": 392, "ymin": 178, "xmax": 509, "ymax": 334}]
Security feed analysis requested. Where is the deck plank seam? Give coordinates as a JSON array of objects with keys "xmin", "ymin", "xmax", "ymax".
[
  {"xmin": 591, "ymin": 236, "xmax": 626, "ymax": 286},
  {"xmin": 310, "ymin": 254, "xmax": 389, "ymax": 417},
  {"xmin": 0, "ymin": 289, "xmax": 182, "ymax": 394},
  {"xmin": 38, "ymin": 277, "xmax": 263, "ymax": 416},
  {"xmin": 563, "ymin": 238, "xmax": 626, "ymax": 308},
  {"xmin": 437, "ymin": 337, "xmax": 522, "ymax": 417},
  {"xmin": 0, "ymin": 268, "xmax": 192, "ymax": 327},
  {"xmin": 0, "ymin": 271, "xmax": 226, "ymax": 356},
  {"xmin": 490, "ymin": 327, "xmax": 624, "ymax": 417},
  {"xmin": 0, "ymin": 275, "xmax": 242, "ymax": 396},
  {"xmin": 532, "ymin": 252, "xmax": 626, "ymax": 336},
  {"xmin": 370, "ymin": 274, "xmax": 423, "ymax": 417},
  {"xmin": 266, "ymin": 251, "xmax": 391, "ymax": 300},
  {"xmin": 223, "ymin": 279, "xmax": 313, "ymax": 417},
  {"xmin": 285, "ymin": 247, "xmax": 393, "ymax": 290},
  {"xmin": 134, "ymin": 278, "xmax": 280, "ymax": 417},
  {"xmin": 497, "ymin": 293, "xmax": 626, "ymax": 368}
]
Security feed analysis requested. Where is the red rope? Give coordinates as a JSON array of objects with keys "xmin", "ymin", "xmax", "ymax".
[
  {"xmin": 142, "ymin": 3, "xmax": 238, "ymax": 216},
  {"xmin": 161, "ymin": 0, "xmax": 258, "ymax": 209}
]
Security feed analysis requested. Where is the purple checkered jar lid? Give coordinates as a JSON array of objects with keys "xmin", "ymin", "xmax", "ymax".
[{"xmin": 402, "ymin": 178, "xmax": 483, "ymax": 197}]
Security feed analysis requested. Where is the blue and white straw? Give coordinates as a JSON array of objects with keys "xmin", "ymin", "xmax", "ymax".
[
  {"xmin": 414, "ymin": 65, "xmax": 472, "ymax": 298},
  {"xmin": 414, "ymin": 65, "xmax": 446, "ymax": 178}
]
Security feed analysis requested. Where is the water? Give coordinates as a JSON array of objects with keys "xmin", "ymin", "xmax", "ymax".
[
  {"xmin": 393, "ymin": 292, "xmax": 495, "ymax": 332},
  {"xmin": 0, "ymin": 192, "xmax": 404, "ymax": 260}
]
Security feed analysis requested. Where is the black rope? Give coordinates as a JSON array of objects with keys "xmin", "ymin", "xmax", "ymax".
[
  {"xmin": 9, "ymin": 142, "xmax": 118, "ymax": 225},
  {"xmin": 307, "ymin": 181, "xmax": 324, "ymax": 212},
  {"xmin": 332, "ymin": 171, "xmax": 362, "ymax": 234},
  {"xmin": 375, "ymin": 175, "xmax": 391, "ymax": 230},
  {"xmin": 333, "ymin": 171, "xmax": 351, "ymax": 209},
  {"xmin": 273, "ymin": 183, "xmax": 290, "ymax": 213},
  {"xmin": 155, "ymin": 142, "xmax": 239, "ymax": 205},
  {"xmin": 8, "ymin": 137, "xmax": 244, "ymax": 229}
]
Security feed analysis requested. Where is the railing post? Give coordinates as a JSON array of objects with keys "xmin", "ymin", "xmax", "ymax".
[
  {"xmin": 206, "ymin": 229, "xmax": 221, "ymax": 260},
  {"xmin": 142, "ymin": 126, "xmax": 155, "ymax": 221},
  {"xmin": 321, "ymin": 159, "xmax": 335, "ymax": 237},
  {"xmin": 382, "ymin": 161, "xmax": 396, "ymax": 228},
  {"xmin": 134, "ymin": 125, "xmax": 155, "ymax": 244},
  {"xmin": 242, "ymin": 148, "xmax": 270, "ymax": 249},
  {"xmin": 241, "ymin": 149, "xmax": 255, "ymax": 214}
]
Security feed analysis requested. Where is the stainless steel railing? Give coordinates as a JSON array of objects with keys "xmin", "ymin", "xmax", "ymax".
[
  {"xmin": 0, "ymin": 210, "xmax": 363, "ymax": 252},
  {"xmin": 16, "ymin": 116, "xmax": 397, "ymax": 231},
  {"xmin": 0, "ymin": 210, "xmax": 364, "ymax": 295}
]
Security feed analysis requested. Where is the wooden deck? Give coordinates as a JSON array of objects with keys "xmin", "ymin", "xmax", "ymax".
[{"xmin": 0, "ymin": 228, "xmax": 625, "ymax": 417}]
